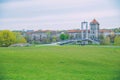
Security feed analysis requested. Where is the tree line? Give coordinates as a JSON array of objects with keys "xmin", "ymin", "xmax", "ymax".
[
  {"xmin": 0, "ymin": 30, "xmax": 120, "ymax": 47},
  {"xmin": 99, "ymin": 34, "xmax": 120, "ymax": 46}
]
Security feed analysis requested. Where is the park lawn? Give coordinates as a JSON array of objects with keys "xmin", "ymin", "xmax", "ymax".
[{"xmin": 0, "ymin": 46, "xmax": 120, "ymax": 80}]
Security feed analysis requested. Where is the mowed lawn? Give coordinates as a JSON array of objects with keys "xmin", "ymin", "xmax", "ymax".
[{"xmin": 0, "ymin": 46, "xmax": 120, "ymax": 80}]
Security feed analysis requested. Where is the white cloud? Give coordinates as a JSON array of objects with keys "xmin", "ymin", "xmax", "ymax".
[
  {"xmin": 1, "ymin": 0, "xmax": 115, "ymax": 10},
  {"xmin": 0, "ymin": 9, "xmax": 119, "ymax": 22},
  {"xmin": 0, "ymin": 0, "xmax": 120, "ymax": 30}
]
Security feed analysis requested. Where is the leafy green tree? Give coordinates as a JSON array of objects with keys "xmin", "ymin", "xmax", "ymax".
[
  {"xmin": 114, "ymin": 35, "xmax": 120, "ymax": 46},
  {"xmin": 20, "ymin": 37, "xmax": 26, "ymax": 43},
  {"xmin": 60, "ymin": 34, "xmax": 65, "ymax": 40},
  {"xmin": 0, "ymin": 30, "xmax": 16, "ymax": 47},
  {"xmin": 14, "ymin": 32, "xmax": 26, "ymax": 43},
  {"xmin": 60, "ymin": 33, "xmax": 69, "ymax": 40},
  {"xmin": 65, "ymin": 34, "xmax": 69, "ymax": 39}
]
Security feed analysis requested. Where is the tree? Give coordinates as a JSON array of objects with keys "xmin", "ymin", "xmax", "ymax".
[
  {"xmin": 103, "ymin": 36, "xmax": 110, "ymax": 45},
  {"xmin": 0, "ymin": 30, "xmax": 16, "ymax": 47},
  {"xmin": 60, "ymin": 33, "xmax": 69, "ymax": 40},
  {"xmin": 52, "ymin": 36, "xmax": 57, "ymax": 42},
  {"xmin": 65, "ymin": 34, "xmax": 69, "ymax": 39},
  {"xmin": 114, "ymin": 35, "xmax": 120, "ymax": 46},
  {"xmin": 60, "ymin": 34, "xmax": 65, "ymax": 40},
  {"xmin": 99, "ymin": 34, "xmax": 104, "ymax": 45},
  {"xmin": 14, "ymin": 32, "xmax": 27, "ymax": 43},
  {"xmin": 20, "ymin": 37, "xmax": 26, "ymax": 43},
  {"xmin": 46, "ymin": 32, "xmax": 51, "ymax": 43},
  {"xmin": 113, "ymin": 28, "xmax": 120, "ymax": 33},
  {"xmin": 100, "ymin": 35, "xmax": 110, "ymax": 45},
  {"xmin": 108, "ymin": 32, "xmax": 115, "ymax": 43},
  {"xmin": 24, "ymin": 34, "xmax": 31, "ymax": 43}
]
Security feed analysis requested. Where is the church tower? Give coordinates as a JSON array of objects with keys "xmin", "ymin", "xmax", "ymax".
[{"xmin": 90, "ymin": 19, "xmax": 99, "ymax": 40}]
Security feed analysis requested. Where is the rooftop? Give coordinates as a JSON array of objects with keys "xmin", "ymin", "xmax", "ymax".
[{"xmin": 90, "ymin": 19, "xmax": 99, "ymax": 25}]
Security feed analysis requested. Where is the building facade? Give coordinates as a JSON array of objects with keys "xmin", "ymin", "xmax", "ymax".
[
  {"xmin": 90, "ymin": 19, "xmax": 99, "ymax": 40},
  {"xmin": 26, "ymin": 19, "xmax": 114, "ymax": 44}
]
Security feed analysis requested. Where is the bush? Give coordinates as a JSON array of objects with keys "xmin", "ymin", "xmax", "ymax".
[
  {"xmin": 114, "ymin": 35, "xmax": 120, "ymax": 46},
  {"xmin": 0, "ymin": 30, "xmax": 16, "ymax": 47},
  {"xmin": 100, "ymin": 36, "xmax": 110, "ymax": 45}
]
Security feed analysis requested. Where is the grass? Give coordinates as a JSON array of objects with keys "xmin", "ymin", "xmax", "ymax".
[{"xmin": 0, "ymin": 46, "xmax": 120, "ymax": 80}]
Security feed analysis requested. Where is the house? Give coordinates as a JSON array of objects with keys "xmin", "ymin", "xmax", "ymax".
[
  {"xmin": 26, "ymin": 30, "xmax": 62, "ymax": 43},
  {"xmin": 99, "ymin": 29, "xmax": 114, "ymax": 37}
]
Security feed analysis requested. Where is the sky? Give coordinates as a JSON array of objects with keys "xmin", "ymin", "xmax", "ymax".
[{"xmin": 0, "ymin": 0, "xmax": 120, "ymax": 30}]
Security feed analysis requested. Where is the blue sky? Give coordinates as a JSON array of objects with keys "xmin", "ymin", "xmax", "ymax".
[{"xmin": 0, "ymin": 0, "xmax": 120, "ymax": 30}]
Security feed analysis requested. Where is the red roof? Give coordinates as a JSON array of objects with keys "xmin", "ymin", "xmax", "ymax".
[
  {"xmin": 99, "ymin": 29, "xmax": 113, "ymax": 33},
  {"xmin": 90, "ymin": 19, "xmax": 99, "ymax": 25},
  {"xmin": 67, "ymin": 30, "xmax": 90, "ymax": 33},
  {"xmin": 68, "ymin": 30, "xmax": 81, "ymax": 33}
]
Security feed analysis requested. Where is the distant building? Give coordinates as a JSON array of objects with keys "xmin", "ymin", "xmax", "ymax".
[
  {"xmin": 99, "ymin": 29, "xmax": 113, "ymax": 37},
  {"xmin": 90, "ymin": 19, "xmax": 99, "ymax": 40},
  {"xmin": 25, "ymin": 19, "xmax": 115, "ymax": 44},
  {"xmin": 26, "ymin": 30, "xmax": 62, "ymax": 43},
  {"xmin": 67, "ymin": 30, "xmax": 81, "ymax": 39},
  {"xmin": 67, "ymin": 19, "xmax": 100, "ymax": 40}
]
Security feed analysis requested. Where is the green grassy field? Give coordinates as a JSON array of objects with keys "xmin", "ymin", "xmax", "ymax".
[{"xmin": 0, "ymin": 46, "xmax": 120, "ymax": 80}]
